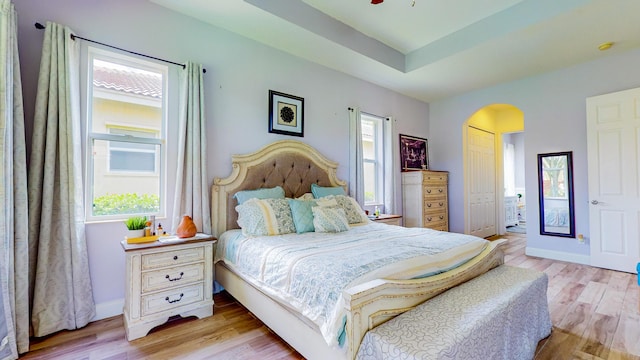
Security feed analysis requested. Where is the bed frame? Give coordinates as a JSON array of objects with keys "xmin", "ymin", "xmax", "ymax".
[{"xmin": 211, "ymin": 140, "xmax": 506, "ymax": 360}]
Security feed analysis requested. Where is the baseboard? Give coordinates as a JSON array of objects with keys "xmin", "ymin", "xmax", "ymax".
[
  {"xmin": 525, "ymin": 247, "xmax": 590, "ymax": 265},
  {"xmin": 93, "ymin": 298, "xmax": 124, "ymax": 321}
]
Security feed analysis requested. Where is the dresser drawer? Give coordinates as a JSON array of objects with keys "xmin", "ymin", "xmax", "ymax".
[
  {"xmin": 426, "ymin": 223, "xmax": 449, "ymax": 232},
  {"xmin": 424, "ymin": 214, "xmax": 447, "ymax": 225},
  {"xmin": 422, "ymin": 186, "xmax": 447, "ymax": 198},
  {"xmin": 141, "ymin": 263, "xmax": 205, "ymax": 293},
  {"xmin": 141, "ymin": 283, "xmax": 205, "ymax": 317},
  {"xmin": 424, "ymin": 199, "xmax": 447, "ymax": 211},
  {"xmin": 422, "ymin": 174, "xmax": 447, "ymax": 183},
  {"xmin": 141, "ymin": 246, "xmax": 205, "ymax": 270}
]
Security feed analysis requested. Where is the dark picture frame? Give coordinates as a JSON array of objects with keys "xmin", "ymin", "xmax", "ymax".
[
  {"xmin": 268, "ymin": 90, "xmax": 304, "ymax": 137},
  {"xmin": 399, "ymin": 134, "xmax": 428, "ymax": 171}
]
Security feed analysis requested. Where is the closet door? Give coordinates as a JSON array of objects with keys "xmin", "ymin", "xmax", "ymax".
[{"xmin": 467, "ymin": 126, "xmax": 496, "ymax": 238}]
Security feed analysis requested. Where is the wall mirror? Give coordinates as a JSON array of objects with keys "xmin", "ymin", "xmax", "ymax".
[{"xmin": 537, "ymin": 151, "xmax": 575, "ymax": 237}]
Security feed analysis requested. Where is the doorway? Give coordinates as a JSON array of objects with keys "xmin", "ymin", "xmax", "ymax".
[
  {"xmin": 586, "ymin": 88, "xmax": 640, "ymax": 273},
  {"xmin": 463, "ymin": 104, "xmax": 524, "ymax": 238},
  {"xmin": 503, "ymin": 132, "xmax": 526, "ymax": 234}
]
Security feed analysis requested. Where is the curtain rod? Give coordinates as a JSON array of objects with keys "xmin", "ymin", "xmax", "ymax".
[{"xmin": 34, "ymin": 22, "xmax": 206, "ymax": 73}]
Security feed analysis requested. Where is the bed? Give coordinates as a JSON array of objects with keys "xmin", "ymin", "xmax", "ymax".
[{"xmin": 211, "ymin": 140, "xmax": 506, "ymax": 360}]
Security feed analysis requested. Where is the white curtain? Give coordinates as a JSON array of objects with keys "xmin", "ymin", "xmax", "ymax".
[
  {"xmin": 27, "ymin": 22, "xmax": 95, "ymax": 337},
  {"xmin": 172, "ymin": 62, "xmax": 211, "ymax": 235},
  {"xmin": 383, "ymin": 117, "xmax": 396, "ymax": 214},
  {"xmin": 0, "ymin": 1, "xmax": 27, "ymax": 358},
  {"xmin": 348, "ymin": 107, "xmax": 364, "ymax": 205}
]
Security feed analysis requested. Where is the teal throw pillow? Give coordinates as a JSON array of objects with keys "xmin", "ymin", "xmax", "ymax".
[
  {"xmin": 288, "ymin": 199, "xmax": 316, "ymax": 234},
  {"xmin": 311, "ymin": 183, "xmax": 345, "ymax": 198},
  {"xmin": 234, "ymin": 186, "xmax": 285, "ymax": 204}
]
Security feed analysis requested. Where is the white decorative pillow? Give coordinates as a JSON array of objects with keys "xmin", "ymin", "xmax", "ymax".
[
  {"xmin": 296, "ymin": 192, "xmax": 315, "ymax": 200},
  {"xmin": 236, "ymin": 198, "xmax": 296, "ymax": 236},
  {"xmin": 324, "ymin": 195, "xmax": 369, "ymax": 224},
  {"xmin": 312, "ymin": 206, "xmax": 350, "ymax": 233},
  {"xmin": 315, "ymin": 197, "xmax": 338, "ymax": 208}
]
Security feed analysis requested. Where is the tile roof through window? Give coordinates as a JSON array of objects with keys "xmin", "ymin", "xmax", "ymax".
[{"xmin": 93, "ymin": 65, "xmax": 162, "ymax": 99}]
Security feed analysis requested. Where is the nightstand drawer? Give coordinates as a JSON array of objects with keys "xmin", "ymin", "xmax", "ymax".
[
  {"xmin": 141, "ymin": 247, "xmax": 205, "ymax": 270},
  {"xmin": 373, "ymin": 214, "xmax": 402, "ymax": 226},
  {"xmin": 141, "ymin": 263, "xmax": 205, "ymax": 293},
  {"xmin": 141, "ymin": 283, "xmax": 205, "ymax": 317}
]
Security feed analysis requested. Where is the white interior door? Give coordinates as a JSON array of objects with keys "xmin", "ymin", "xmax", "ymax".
[
  {"xmin": 467, "ymin": 126, "xmax": 496, "ymax": 238},
  {"xmin": 586, "ymin": 88, "xmax": 640, "ymax": 273}
]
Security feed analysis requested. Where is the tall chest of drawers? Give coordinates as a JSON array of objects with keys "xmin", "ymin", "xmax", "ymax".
[
  {"xmin": 402, "ymin": 170, "xmax": 449, "ymax": 231},
  {"xmin": 120, "ymin": 234, "xmax": 215, "ymax": 341}
]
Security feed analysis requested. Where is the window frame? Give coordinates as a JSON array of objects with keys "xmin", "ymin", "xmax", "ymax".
[
  {"xmin": 361, "ymin": 113, "xmax": 385, "ymax": 208},
  {"xmin": 106, "ymin": 126, "xmax": 160, "ymax": 174},
  {"xmin": 85, "ymin": 47, "xmax": 168, "ymax": 222}
]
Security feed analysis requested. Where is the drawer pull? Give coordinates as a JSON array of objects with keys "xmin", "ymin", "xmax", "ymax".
[
  {"xmin": 173, "ymin": 255, "xmax": 178, "ymax": 261},
  {"xmin": 426, "ymin": 203, "xmax": 432, "ymax": 208},
  {"xmin": 426, "ymin": 189, "xmax": 432, "ymax": 193},
  {"xmin": 165, "ymin": 272, "xmax": 184, "ymax": 282},
  {"xmin": 165, "ymin": 293, "xmax": 184, "ymax": 304},
  {"xmin": 439, "ymin": 202, "xmax": 443, "ymax": 206},
  {"xmin": 439, "ymin": 216, "xmax": 444, "ymax": 220},
  {"xmin": 427, "ymin": 217, "xmax": 432, "ymax": 221}
]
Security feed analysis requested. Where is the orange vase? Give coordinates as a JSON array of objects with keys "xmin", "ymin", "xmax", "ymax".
[{"xmin": 176, "ymin": 215, "xmax": 197, "ymax": 238}]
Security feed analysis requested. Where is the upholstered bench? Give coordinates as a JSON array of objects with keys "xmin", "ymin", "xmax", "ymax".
[{"xmin": 356, "ymin": 265, "xmax": 552, "ymax": 360}]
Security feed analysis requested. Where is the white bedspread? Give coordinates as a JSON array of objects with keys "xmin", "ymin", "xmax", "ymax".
[{"xmin": 215, "ymin": 222, "xmax": 488, "ymax": 348}]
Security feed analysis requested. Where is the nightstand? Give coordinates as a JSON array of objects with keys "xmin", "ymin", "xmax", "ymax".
[
  {"xmin": 372, "ymin": 214, "xmax": 402, "ymax": 226},
  {"xmin": 120, "ymin": 233, "xmax": 216, "ymax": 341}
]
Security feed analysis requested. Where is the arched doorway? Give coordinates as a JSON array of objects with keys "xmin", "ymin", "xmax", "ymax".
[{"xmin": 462, "ymin": 104, "xmax": 524, "ymax": 237}]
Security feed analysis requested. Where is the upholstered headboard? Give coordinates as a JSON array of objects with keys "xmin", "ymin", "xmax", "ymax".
[{"xmin": 210, "ymin": 140, "xmax": 347, "ymax": 237}]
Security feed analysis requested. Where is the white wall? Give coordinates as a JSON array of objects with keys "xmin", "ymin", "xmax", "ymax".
[
  {"xmin": 430, "ymin": 47, "xmax": 640, "ymax": 262},
  {"xmin": 16, "ymin": 0, "xmax": 429, "ymax": 319},
  {"xmin": 512, "ymin": 132, "xmax": 525, "ymax": 196}
]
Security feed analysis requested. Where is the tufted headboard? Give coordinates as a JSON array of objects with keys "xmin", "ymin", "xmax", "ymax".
[{"xmin": 210, "ymin": 140, "xmax": 347, "ymax": 237}]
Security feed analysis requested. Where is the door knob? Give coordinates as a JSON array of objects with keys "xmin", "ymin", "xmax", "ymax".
[{"xmin": 591, "ymin": 200, "xmax": 599, "ymax": 205}]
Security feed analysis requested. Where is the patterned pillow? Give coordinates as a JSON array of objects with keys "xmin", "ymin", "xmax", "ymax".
[
  {"xmin": 234, "ymin": 186, "xmax": 285, "ymax": 205},
  {"xmin": 288, "ymin": 199, "xmax": 316, "ymax": 234},
  {"xmin": 312, "ymin": 206, "xmax": 349, "ymax": 233},
  {"xmin": 324, "ymin": 195, "xmax": 369, "ymax": 224},
  {"xmin": 236, "ymin": 198, "xmax": 296, "ymax": 236}
]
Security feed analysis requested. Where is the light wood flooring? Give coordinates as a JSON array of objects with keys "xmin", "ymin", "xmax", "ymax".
[{"xmin": 19, "ymin": 233, "xmax": 640, "ymax": 359}]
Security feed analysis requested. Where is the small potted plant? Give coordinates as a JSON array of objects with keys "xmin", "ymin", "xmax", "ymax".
[{"xmin": 125, "ymin": 215, "xmax": 147, "ymax": 239}]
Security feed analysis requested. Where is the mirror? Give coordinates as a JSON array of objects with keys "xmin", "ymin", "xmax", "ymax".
[{"xmin": 538, "ymin": 151, "xmax": 575, "ymax": 237}]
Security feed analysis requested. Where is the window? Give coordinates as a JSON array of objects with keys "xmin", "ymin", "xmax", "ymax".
[
  {"xmin": 86, "ymin": 48, "xmax": 167, "ymax": 220},
  {"xmin": 361, "ymin": 113, "xmax": 384, "ymax": 206},
  {"xmin": 108, "ymin": 127, "xmax": 158, "ymax": 173}
]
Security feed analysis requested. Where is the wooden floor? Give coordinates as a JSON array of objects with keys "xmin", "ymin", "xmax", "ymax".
[{"xmin": 19, "ymin": 233, "xmax": 640, "ymax": 360}]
